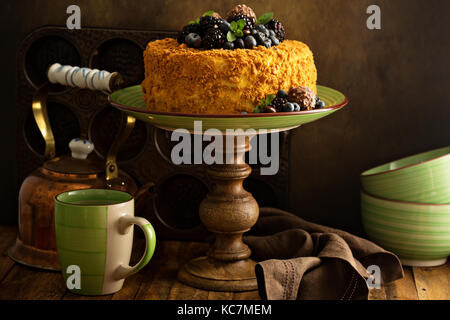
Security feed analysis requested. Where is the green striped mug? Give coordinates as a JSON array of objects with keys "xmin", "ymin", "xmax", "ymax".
[{"xmin": 55, "ymin": 189, "xmax": 156, "ymax": 295}]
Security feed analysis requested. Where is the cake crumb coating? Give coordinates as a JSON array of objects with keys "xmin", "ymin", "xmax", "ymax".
[{"xmin": 141, "ymin": 38, "xmax": 317, "ymax": 114}]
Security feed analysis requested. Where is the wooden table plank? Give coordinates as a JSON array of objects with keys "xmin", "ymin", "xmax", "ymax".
[
  {"xmin": 0, "ymin": 257, "xmax": 14, "ymax": 285},
  {"xmin": 413, "ymin": 260, "xmax": 450, "ymax": 300},
  {"xmin": 168, "ymin": 242, "xmax": 209, "ymax": 300},
  {"xmin": 0, "ymin": 226, "xmax": 17, "ymax": 250},
  {"xmin": 207, "ymin": 291, "xmax": 234, "ymax": 300},
  {"xmin": 135, "ymin": 241, "xmax": 186, "ymax": 299},
  {"xmin": 0, "ymin": 226, "xmax": 17, "ymax": 283},
  {"xmin": 0, "ymin": 226, "xmax": 449, "ymax": 300},
  {"xmin": 0, "ymin": 226, "xmax": 66, "ymax": 300},
  {"xmin": 0, "ymin": 265, "xmax": 65, "ymax": 300},
  {"xmin": 63, "ymin": 291, "xmax": 112, "ymax": 300},
  {"xmin": 168, "ymin": 281, "xmax": 209, "ymax": 300},
  {"xmin": 233, "ymin": 290, "xmax": 261, "ymax": 300},
  {"xmin": 368, "ymin": 287, "xmax": 387, "ymax": 300},
  {"xmin": 384, "ymin": 268, "xmax": 419, "ymax": 300},
  {"xmin": 111, "ymin": 272, "xmax": 144, "ymax": 300}
]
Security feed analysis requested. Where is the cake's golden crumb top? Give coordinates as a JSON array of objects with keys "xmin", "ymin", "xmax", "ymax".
[{"xmin": 142, "ymin": 38, "xmax": 317, "ymax": 114}]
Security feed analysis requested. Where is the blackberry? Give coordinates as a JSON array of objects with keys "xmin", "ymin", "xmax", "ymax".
[
  {"xmin": 199, "ymin": 16, "xmax": 221, "ymax": 34},
  {"xmin": 265, "ymin": 19, "xmax": 286, "ymax": 41},
  {"xmin": 228, "ymin": 14, "xmax": 255, "ymax": 30},
  {"xmin": 177, "ymin": 24, "xmax": 202, "ymax": 44},
  {"xmin": 202, "ymin": 28, "xmax": 225, "ymax": 49},
  {"xmin": 271, "ymin": 96, "xmax": 288, "ymax": 111}
]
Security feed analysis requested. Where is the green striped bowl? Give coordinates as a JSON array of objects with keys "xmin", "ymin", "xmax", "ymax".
[
  {"xmin": 108, "ymin": 85, "xmax": 347, "ymax": 132},
  {"xmin": 361, "ymin": 190, "xmax": 450, "ymax": 267},
  {"xmin": 361, "ymin": 146, "xmax": 450, "ymax": 204}
]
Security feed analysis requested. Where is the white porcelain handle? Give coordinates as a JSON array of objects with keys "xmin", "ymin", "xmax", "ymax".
[
  {"xmin": 47, "ymin": 63, "xmax": 120, "ymax": 92},
  {"xmin": 114, "ymin": 216, "xmax": 156, "ymax": 280}
]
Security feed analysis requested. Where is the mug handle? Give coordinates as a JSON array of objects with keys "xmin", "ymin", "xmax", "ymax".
[{"xmin": 114, "ymin": 216, "xmax": 156, "ymax": 280}]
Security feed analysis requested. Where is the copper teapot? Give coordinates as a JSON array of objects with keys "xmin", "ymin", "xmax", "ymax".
[{"xmin": 9, "ymin": 65, "xmax": 139, "ymax": 270}]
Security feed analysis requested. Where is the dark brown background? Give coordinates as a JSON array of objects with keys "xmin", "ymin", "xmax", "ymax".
[{"xmin": 1, "ymin": 0, "xmax": 449, "ymax": 235}]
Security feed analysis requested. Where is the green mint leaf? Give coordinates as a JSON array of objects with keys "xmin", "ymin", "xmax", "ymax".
[
  {"xmin": 265, "ymin": 94, "xmax": 276, "ymax": 105},
  {"xmin": 235, "ymin": 29, "xmax": 243, "ymax": 37},
  {"xmin": 230, "ymin": 21, "xmax": 238, "ymax": 32},
  {"xmin": 254, "ymin": 105, "xmax": 263, "ymax": 113},
  {"xmin": 260, "ymin": 98, "xmax": 266, "ymax": 107},
  {"xmin": 202, "ymin": 10, "xmax": 214, "ymax": 17},
  {"xmin": 188, "ymin": 20, "xmax": 197, "ymax": 25},
  {"xmin": 237, "ymin": 19, "xmax": 246, "ymax": 30},
  {"xmin": 256, "ymin": 12, "xmax": 274, "ymax": 25},
  {"xmin": 227, "ymin": 31, "xmax": 237, "ymax": 42}
]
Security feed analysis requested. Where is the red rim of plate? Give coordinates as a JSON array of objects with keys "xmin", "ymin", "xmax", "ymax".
[{"xmin": 108, "ymin": 94, "xmax": 349, "ymax": 118}]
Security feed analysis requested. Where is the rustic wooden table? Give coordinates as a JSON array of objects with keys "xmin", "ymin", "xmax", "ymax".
[{"xmin": 0, "ymin": 226, "xmax": 448, "ymax": 300}]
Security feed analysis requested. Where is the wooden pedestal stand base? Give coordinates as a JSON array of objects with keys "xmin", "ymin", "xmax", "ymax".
[{"xmin": 178, "ymin": 135, "xmax": 259, "ymax": 291}]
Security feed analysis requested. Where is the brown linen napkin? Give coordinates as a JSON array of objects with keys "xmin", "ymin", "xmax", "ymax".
[{"xmin": 243, "ymin": 207, "xmax": 404, "ymax": 300}]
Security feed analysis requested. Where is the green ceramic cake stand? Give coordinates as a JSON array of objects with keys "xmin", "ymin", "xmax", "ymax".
[
  {"xmin": 109, "ymin": 85, "xmax": 347, "ymax": 132},
  {"xmin": 109, "ymin": 85, "xmax": 348, "ymax": 292}
]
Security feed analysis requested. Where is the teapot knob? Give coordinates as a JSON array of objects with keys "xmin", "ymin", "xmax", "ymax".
[{"xmin": 69, "ymin": 138, "xmax": 94, "ymax": 160}]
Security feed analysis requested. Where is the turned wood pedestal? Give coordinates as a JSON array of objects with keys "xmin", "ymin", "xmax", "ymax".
[{"xmin": 177, "ymin": 135, "xmax": 259, "ymax": 291}]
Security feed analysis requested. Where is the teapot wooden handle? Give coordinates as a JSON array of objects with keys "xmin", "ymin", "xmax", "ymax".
[{"xmin": 47, "ymin": 63, "xmax": 123, "ymax": 93}]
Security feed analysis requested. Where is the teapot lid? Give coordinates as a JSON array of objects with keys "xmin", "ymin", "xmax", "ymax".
[{"xmin": 43, "ymin": 138, "xmax": 103, "ymax": 175}]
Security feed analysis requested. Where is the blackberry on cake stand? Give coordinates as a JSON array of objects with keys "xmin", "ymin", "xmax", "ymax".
[{"xmin": 109, "ymin": 84, "xmax": 348, "ymax": 291}]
